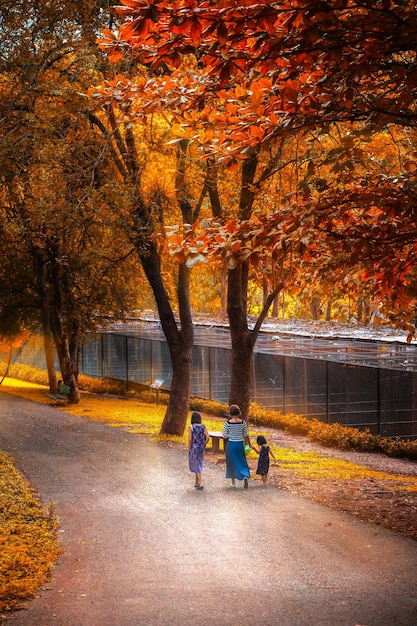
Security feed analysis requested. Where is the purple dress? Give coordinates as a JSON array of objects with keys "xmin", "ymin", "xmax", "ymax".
[
  {"xmin": 256, "ymin": 445, "xmax": 270, "ymax": 476},
  {"xmin": 189, "ymin": 424, "xmax": 206, "ymax": 473}
]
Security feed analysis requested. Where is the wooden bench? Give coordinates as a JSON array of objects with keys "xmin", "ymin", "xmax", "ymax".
[
  {"xmin": 47, "ymin": 383, "xmax": 71, "ymax": 404},
  {"xmin": 208, "ymin": 431, "xmax": 227, "ymax": 453}
]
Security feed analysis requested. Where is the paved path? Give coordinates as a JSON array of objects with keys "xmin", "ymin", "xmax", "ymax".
[{"xmin": 1, "ymin": 392, "xmax": 417, "ymax": 626}]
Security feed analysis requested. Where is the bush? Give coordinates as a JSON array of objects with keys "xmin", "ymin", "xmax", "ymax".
[{"xmin": 0, "ymin": 362, "xmax": 49, "ymax": 387}]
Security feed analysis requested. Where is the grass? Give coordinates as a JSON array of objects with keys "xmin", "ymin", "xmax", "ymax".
[
  {"xmin": 275, "ymin": 447, "xmax": 417, "ymax": 491},
  {"xmin": 1, "ymin": 368, "xmax": 417, "ymax": 611}
]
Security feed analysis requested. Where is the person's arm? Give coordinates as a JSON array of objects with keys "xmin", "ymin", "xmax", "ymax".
[
  {"xmin": 222, "ymin": 421, "xmax": 229, "ymax": 439},
  {"xmin": 204, "ymin": 425, "xmax": 210, "ymax": 446},
  {"xmin": 269, "ymin": 448, "xmax": 277, "ymax": 463},
  {"xmin": 188, "ymin": 425, "xmax": 192, "ymax": 449},
  {"xmin": 242, "ymin": 420, "xmax": 251, "ymax": 446},
  {"xmin": 251, "ymin": 444, "xmax": 260, "ymax": 453}
]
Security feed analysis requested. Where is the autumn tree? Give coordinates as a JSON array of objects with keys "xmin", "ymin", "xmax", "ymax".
[
  {"xmin": 0, "ymin": 0, "xmax": 204, "ymax": 426},
  {"xmin": 0, "ymin": 0, "xmax": 144, "ymax": 401},
  {"xmin": 97, "ymin": 0, "xmax": 417, "ymax": 420}
]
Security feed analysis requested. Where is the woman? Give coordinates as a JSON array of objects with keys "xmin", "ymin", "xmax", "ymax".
[{"xmin": 222, "ymin": 404, "xmax": 251, "ymax": 488}]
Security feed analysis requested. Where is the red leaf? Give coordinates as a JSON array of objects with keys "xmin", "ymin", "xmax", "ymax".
[
  {"xmin": 217, "ymin": 21, "xmax": 228, "ymax": 46},
  {"xmin": 190, "ymin": 19, "xmax": 202, "ymax": 45}
]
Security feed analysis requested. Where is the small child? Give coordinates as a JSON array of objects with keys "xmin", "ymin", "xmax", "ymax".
[
  {"xmin": 252, "ymin": 435, "xmax": 277, "ymax": 487},
  {"xmin": 188, "ymin": 411, "xmax": 209, "ymax": 490}
]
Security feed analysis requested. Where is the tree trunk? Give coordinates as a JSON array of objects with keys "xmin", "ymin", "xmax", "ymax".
[
  {"xmin": 229, "ymin": 326, "xmax": 253, "ymax": 420},
  {"xmin": 220, "ymin": 261, "xmax": 228, "ymax": 319},
  {"xmin": 227, "ymin": 264, "xmax": 252, "ymax": 419},
  {"xmin": 47, "ymin": 251, "xmax": 81, "ymax": 403},
  {"xmin": 43, "ymin": 325, "xmax": 58, "ymax": 393},
  {"xmin": 139, "ymin": 242, "xmax": 193, "ymax": 436},
  {"xmin": 91, "ymin": 107, "xmax": 195, "ymax": 435},
  {"xmin": 310, "ymin": 296, "xmax": 321, "ymax": 320},
  {"xmin": 227, "ymin": 147, "xmax": 260, "ymax": 418},
  {"xmin": 160, "ymin": 347, "xmax": 192, "ymax": 435},
  {"xmin": 227, "ymin": 263, "xmax": 283, "ymax": 420},
  {"xmin": 33, "ymin": 251, "xmax": 60, "ymax": 393},
  {"xmin": 53, "ymin": 332, "xmax": 81, "ymax": 403},
  {"xmin": 326, "ymin": 300, "xmax": 332, "ymax": 321},
  {"xmin": 272, "ymin": 292, "xmax": 280, "ymax": 318}
]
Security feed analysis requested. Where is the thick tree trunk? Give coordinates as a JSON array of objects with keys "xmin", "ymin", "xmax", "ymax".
[
  {"xmin": 92, "ymin": 107, "xmax": 195, "ymax": 435},
  {"xmin": 32, "ymin": 246, "xmax": 81, "ymax": 403},
  {"xmin": 227, "ymin": 264, "xmax": 252, "ymax": 419},
  {"xmin": 161, "ymin": 262, "xmax": 193, "ymax": 435},
  {"xmin": 227, "ymin": 263, "xmax": 283, "ymax": 420},
  {"xmin": 326, "ymin": 300, "xmax": 332, "ymax": 321},
  {"xmin": 33, "ymin": 255, "xmax": 58, "ymax": 392},
  {"xmin": 140, "ymin": 243, "xmax": 193, "ymax": 436},
  {"xmin": 272, "ymin": 293, "xmax": 280, "ymax": 318},
  {"xmin": 227, "ymin": 147, "xmax": 259, "ymax": 419},
  {"xmin": 48, "ymin": 261, "xmax": 81, "ymax": 403},
  {"xmin": 229, "ymin": 327, "xmax": 253, "ymax": 420},
  {"xmin": 310, "ymin": 296, "xmax": 321, "ymax": 320},
  {"xmin": 160, "ymin": 347, "xmax": 192, "ymax": 435}
]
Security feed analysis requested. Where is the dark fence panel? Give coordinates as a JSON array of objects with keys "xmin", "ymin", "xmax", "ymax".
[
  {"xmin": 190, "ymin": 344, "xmax": 211, "ymax": 400},
  {"xmin": 305, "ymin": 359, "xmax": 328, "ymax": 421},
  {"xmin": 252, "ymin": 353, "xmax": 285, "ymax": 413},
  {"xmin": 328, "ymin": 363, "xmax": 379, "ymax": 430},
  {"xmin": 379, "ymin": 369, "xmax": 417, "ymax": 439}
]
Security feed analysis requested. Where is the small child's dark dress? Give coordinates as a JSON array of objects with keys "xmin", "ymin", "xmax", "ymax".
[{"xmin": 256, "ymin": 444, "xmax": 270, "ymax": 476}]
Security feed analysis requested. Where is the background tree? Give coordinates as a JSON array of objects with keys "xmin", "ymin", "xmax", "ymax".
[
  {"xmin": 0, "ymin": 0, "xmax": 144, "ymax": 401},
  {"xmin": 84, "ymin": 95, "xmax": 206, "ymax": 433}
]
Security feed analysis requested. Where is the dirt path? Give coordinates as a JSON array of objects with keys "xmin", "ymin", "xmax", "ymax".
[{"xmin": 1, "ymin": 392, "xmax": 417, "ymax": 625}]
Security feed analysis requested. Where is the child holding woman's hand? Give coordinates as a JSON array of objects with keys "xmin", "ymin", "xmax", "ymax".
[{"xmin": 252, "ymin": 435, "xmax": 277, "ymax": 487}]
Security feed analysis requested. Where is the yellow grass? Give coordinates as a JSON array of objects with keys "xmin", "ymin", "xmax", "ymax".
[{"xmin": 274, "ymin": 446, "xmax": 417, "ymax": 490}]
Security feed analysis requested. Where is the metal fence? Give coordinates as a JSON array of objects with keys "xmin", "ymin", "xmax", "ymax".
[{"xmin": 12, "ymin": 324, "xmax": 417, "ymax": 439}]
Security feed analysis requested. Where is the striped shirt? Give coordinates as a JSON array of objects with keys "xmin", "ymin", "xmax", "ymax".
[{"xmin": 222, "ymin": 419, "xmax": 248, "ymax": 442}]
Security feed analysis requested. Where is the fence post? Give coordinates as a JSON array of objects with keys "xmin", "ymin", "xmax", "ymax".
[
  {"xmin": 326, "ymin": 361, "xmax": 330, "ymax": 424},
  {"xmin": 377, "ymin": 368, "xmax": 381, "ymax": 435},
  {"xmin": 125, "ymin": 335, "xmax": 129, "ymax": 391},
  {"xmin": 209, "ymin": 346, "xmax": 212, "ymax": 400}
]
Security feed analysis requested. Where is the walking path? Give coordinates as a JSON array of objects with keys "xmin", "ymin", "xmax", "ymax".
[{"xmin": 1, "ymin": 391, "xmax": 417, "ymax": 626}]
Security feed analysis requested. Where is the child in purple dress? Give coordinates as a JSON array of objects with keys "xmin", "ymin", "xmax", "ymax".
[
  {"xmin": 252, "ymin": 435, "xmax": 277, "ymax": 487},
  {"xmin": 188, "ymin": 411, "xmax": 209, "ymax": 490}
]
